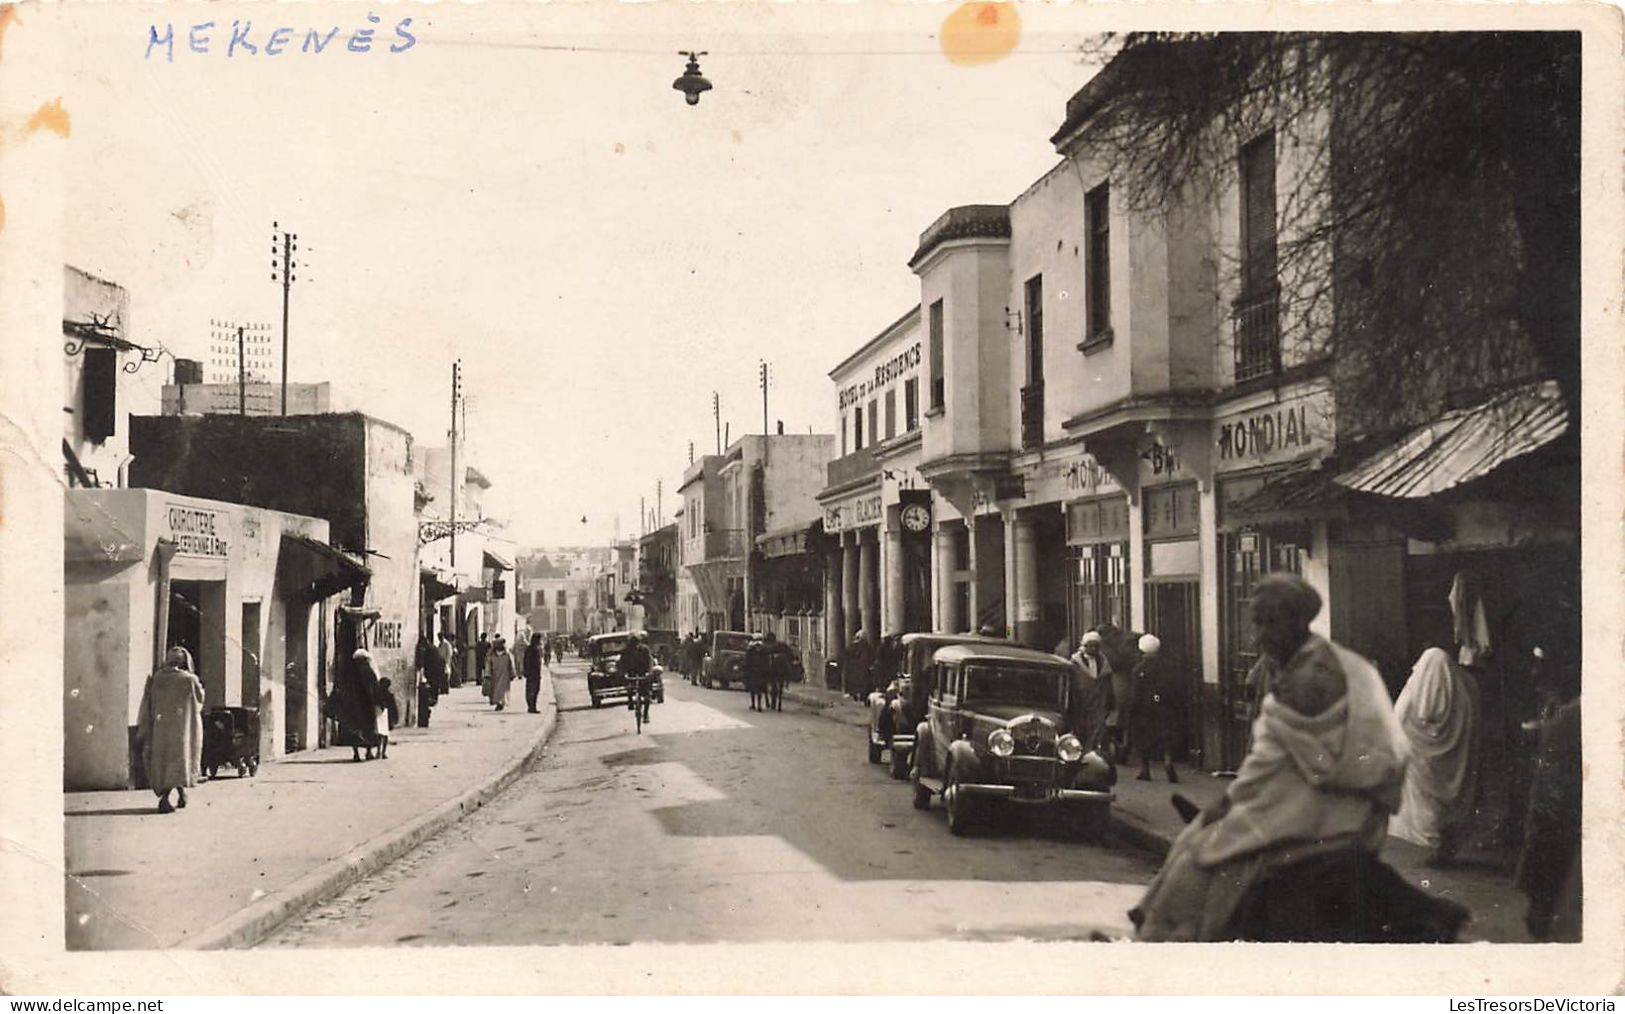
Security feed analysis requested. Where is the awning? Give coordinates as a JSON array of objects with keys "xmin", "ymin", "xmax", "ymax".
[
  {"xmin": 756, "ymin": 521, "xmax": 822, "ymax": 559},
  {"xmin": 483, "ymin": 548, "xmax": 514, "ymax": 572},
  {"xmin": 420, "ymin": 568, "xmax": 459, "ymax": 603},
  {"xmin": 281, "ymin": 534, "xmax": 370, "ymax": 601},
  {"xmin": 1334, "ymin": 381, "xmax": 1568, "ymax": 499},
  {"xmin": 1222, "ymin": 457, "xmax": 1346, "ymax": 528}
]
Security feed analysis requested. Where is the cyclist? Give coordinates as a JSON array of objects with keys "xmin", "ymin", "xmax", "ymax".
[{"xmin": 619, "ymin": 632, "xmax": 654, "ymax": 725}]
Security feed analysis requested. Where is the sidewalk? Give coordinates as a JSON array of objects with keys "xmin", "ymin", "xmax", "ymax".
[
  {"xmin": 785, "ymin": 684, "xmax": 1534, "ymax": 942},
  {"xmin": 64, "ymin": 669, "xmax": 559, "ymax": 950}
]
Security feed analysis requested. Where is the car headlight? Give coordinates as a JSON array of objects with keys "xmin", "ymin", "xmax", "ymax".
[
  {"xmin": 988, "ymin": 728, "xmax": 1016, "ymax": 758},
  {"xmin": 1057, "ymin": 734, "xmax": 1084, "ymax": 763}
]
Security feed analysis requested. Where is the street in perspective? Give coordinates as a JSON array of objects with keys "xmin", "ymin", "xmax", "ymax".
[{"xmin": 44, "ymin": 9, "xmax": 1588, "ymax": 970}]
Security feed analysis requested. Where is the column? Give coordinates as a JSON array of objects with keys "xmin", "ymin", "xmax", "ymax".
[
  {"xmin": 884, "ymin": 525, "xmax": 905, "ymax": 637},
  {"xmin": 934, "ymin": 525, "xmax": 958, "ymax": 633},
  {"xmin": 1004, "ymin": 514, "xmax": 1019, "ymax": 641},
  {"xmin": 1013, "ymin": 515, "xmax": 1041, "ymax": 648},
  {"xmin": 842, "ymin": 535, "xmax": 861, "ymax": 641},
  {"xmin": 824, "ymin": 547, "xmax": 845, "ymax": 675},
  {"xmin": 859, "ymin": 530, "xmax": 880, "ymax": 639},
  {"xmin": 966, "ymin": 518, "xmax": 981, "ymax": 632}
]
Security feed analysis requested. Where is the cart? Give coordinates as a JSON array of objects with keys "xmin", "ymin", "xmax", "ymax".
[{"xmin": 202, "ymin": 706, "xmax": 260, "ymax": 778}]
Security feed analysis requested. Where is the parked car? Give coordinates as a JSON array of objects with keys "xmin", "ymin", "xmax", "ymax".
[
  {"xmin": 910, "ymin": 643, "xmax": 1114, "ymax": 839},
  {"xmin": 586, "ymin": 631, "xmax": 665, "ymax": 709},
  {"xmin": 700, "ymin": 630, "xmax": 753, "ymax": 690},
  {"xmin": 867, "ymin": 632, "xmax": 1005, "ymax": 779}
]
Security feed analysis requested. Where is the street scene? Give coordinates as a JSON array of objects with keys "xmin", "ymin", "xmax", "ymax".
[{"xmin": 29, "ymin": 6, "xmax": 1596, "ymax": 977}]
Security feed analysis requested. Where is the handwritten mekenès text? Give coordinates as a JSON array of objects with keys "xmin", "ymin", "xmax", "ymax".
[{"xmin": 146, "ymin": 13, "xmax": 417, "ymax": 60}]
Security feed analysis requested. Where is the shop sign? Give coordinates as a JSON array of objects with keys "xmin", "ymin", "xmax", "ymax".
[
  {"xmin": 837, "ymin": 342, "xmax": 922, "ymax": 411},
  {"xmin": 163, "ymin": 502, "xmax": 229, "ymax": 558},
  {"xmin": 372, "ymin": 618, "xmax": 405, "ymax": 650},
  {"xmin": 1025, "ymin": 452, "xmax": 1121, "ymax": 503},
  {"xmin": 1215, "ymin": 389, "xmax": 1333, "ymax": 468},
  {"xmin": 823, "ymin": 493, "xmax": 883, "ymax": 532}
]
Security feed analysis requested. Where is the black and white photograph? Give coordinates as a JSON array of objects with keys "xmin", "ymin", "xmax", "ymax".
[{"xmin": 0, "ymin": 0, "xmax": 1620, "ymax": 996}]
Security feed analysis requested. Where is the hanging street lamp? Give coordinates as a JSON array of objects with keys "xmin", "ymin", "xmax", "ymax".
[{"xmin": 673, "ymin": 51, "xmax": 712, "ymax": 106}]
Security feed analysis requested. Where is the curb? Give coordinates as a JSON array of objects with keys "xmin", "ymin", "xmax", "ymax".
[{"xmin": 181, "ymin": 674, "xmax": 562, "ymax": 950}]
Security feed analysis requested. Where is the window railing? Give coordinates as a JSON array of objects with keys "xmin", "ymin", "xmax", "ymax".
[
  {"xmin": 1231, "ymin": 285, "xmax": 1281, "ymax": 383},
  {"xmin": 703, "ymin": 528, "xmax": 749, "ymax": 559},
  {"xmin": 1020, "ymin": 383, "xmax": 1045, "ymax": 450}
]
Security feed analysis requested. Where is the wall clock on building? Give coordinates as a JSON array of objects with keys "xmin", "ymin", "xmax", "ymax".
[{"xmin": 901, "ymin": 503, "xmax": 931, "ymax": 533}]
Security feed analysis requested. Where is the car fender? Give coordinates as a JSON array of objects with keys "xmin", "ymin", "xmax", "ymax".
[
  {"xmin": 913, "ymin": 722, "xmax": 933, "ymax": 776},
  {"xmin": 946, "ymin": 738, "xmax": 981, "ymax": 782}
]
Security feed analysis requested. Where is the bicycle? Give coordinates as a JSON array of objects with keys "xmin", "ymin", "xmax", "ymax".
[{"xmin": 626, "ymin": 675, "xmax": 652, "ymax": 734}]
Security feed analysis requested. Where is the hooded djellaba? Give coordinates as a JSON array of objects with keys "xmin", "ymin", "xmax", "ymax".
[
  {"xmin": 136, "ymin": 646, "xmax": 206, "ymax": 813},
  {"xmin": 1130, "ymin": 574, "xmax": 1416, "ymax": 941},
  {"xmin": 331, "ymin": 648, "xmax": 383, "ymax": 761}
]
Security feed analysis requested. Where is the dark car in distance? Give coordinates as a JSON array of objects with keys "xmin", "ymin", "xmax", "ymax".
[
  {"xmin": 586, "ymin": 631, "xmax": 665, "ymax": 709},
  {"xmin": 700, "ymin": 631, "xmax": 753, "ymax": 690},
  {"xmin": 867, "ymin": 632, "xmax": 1006, "ymax": 779}
]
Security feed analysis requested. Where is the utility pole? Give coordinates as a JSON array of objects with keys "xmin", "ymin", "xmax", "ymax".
[
  {"xmin": 270, "ymin": 222, "xmax": 299, "ymax": 416},
  {"xmin": 688, "ymin": 441, "xmax": 695, "ymax": 466},
  {"xmin": 450, "ymin": 359, "xmax": 462, "ymax": 569},
  {"xmin": 712, "ymin": 391, "xmax": 721, "ymax": 454},
  {"xmin": 759, "ymin": 360, "xmax": 769, "ymax": 436},
  {"xmin": 656, "ymin": 479, "xmax": 663, "ymax": 528},
  {"xmin": 237, "ymin": 325, "xmax": 246, "ymax": 416},
  {"xmin": 640, "ymin": 496, "xmax": 647, "ymax": 537}
]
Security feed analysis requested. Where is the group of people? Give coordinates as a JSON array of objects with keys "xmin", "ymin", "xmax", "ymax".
[
  {"xmin": 742, "ymin": 632, "xmax": 796, "ymax": 712},
  {"xmin": 472, "ymin": 632, "xmax": 556, "ymax": 714},
  {"xmin": 1061, "ymin": 628, "xmax": 1182, "ymax": 784}
]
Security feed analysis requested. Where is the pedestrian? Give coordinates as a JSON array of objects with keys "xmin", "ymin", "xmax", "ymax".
[
  {"xmin": 1068, "ymin": 631, "xmax": 1116, "ymax": 756},
  {"xmin": 334, "ymin": 649, "xmax": 382, "ymax": 762},
  {"xmin": 476, "ymin": 632, "xmax": 491, "ymax": 688},
  {"xmin": 1095, "ymin": 623, "xmax": 1138, "ymax": 762},
  {"xmin": 135, "ymin": 646, "xmax": 205, "ymax": 814},
  {"xmin": 1130, "ymin": 634, "xmax": 1179, "ymax": 783},
  {"xmin": 438, "ymin": 631, "xmax": 457, "ymax": 688},
  {"xmin": 1389, "ymin": 645, "xmax": 1483, "ymax": 866},
  {"xmin": 487, "ymin": 635, "xmax": 515, "ymax": 711},
  {"xmin": 744, "ymin": 634, "xmax": 768, "ymax": 712},
  {"xmin": 373, "ymin": 677, "xmax": 399, "ymax": 758},
  {"xmin": 873, "ymin": 633, "xmax": 902, "ymax": 695},
  {"xmin": 844, "ymin": 629, "xmax": 874, "ymax": 702},
  {"xmin": 763, "ymin": 631, "xmax": 793, "ymax": 712},
  {"xmin": 1130, "ymin": 573, "xmax": 1409, "ymax": 941},
  {"xmin": 523, "ymin": 632, "xmax": 545, "ymax": 714},
  {"xmin": 416, "ymin": 670, "xmax": 436, "ymax": 729}
]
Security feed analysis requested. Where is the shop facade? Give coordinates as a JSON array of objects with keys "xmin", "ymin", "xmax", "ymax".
[{"xmin": 65, "ymin": 489, "xmax": 364, "ymax": 790}]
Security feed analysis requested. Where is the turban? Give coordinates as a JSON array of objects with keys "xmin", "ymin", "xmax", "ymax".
[
  {"xmin": 1138, "ymin": 634, "xmax": 1162, "ymax": 656},
  {"xmin": 1251, "ymin": 572, "xmax": 1323, "ymax": 629},
  {"xmin": 353, "ymin": 648, "xmax": 372, "ymax": 661},
  {"xmin": 1081, "ymin": 631, "xmax": 1104, "ymax": 647},
  {"xmin": 163, "ymin": 646, "xmax": 193, "ymax": 670}
]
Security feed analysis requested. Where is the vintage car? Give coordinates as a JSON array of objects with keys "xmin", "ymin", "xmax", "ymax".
[
  {"xmin": 586, "ymin": 631, "xmax": 665, "ymax": 709},
  {"xmin": 867, "ymin": 632, "xmax": 1005, "ymax": 779},
  {"xmin": 700, "ymin": 630, "xmax": 753, "ymax": 690},
  {"xmin": 910, "ymin": 643, "xmax": 1115, "ymax": 838}
]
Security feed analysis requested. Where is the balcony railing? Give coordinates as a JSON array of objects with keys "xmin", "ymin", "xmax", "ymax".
[
  {"xmin": 702, "ymin": 528, "xmax": 749, "ymax": 560},
  {"xmin": 1232, "ymin": 286, "xmax": 1281, "ymax": 384},
  {"xmin": 1020, "ymin": 383, "xmax": 1045, "ymax": 450},
  {"xmin": 826, "ymin": 447, "xmax": 880, "ymax": 488}
]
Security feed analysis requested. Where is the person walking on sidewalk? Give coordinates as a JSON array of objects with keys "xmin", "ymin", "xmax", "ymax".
[
  {"xmin": 1131, "ymin": 634, "xmax": 1179, "ymax": 783},
  {"xmin": 1389, "ymin": 646, "xmax": 1483, "ymax": 866},
  {"xmin": 487, "ymin": 635, "xmax": 515, "ymax": 711},
  {"xmin": 373, "ymin": 677, "xmax": 399, "ymax": 758},
  {"xmin": 844, "ymin": 629, "xmax": 874, "ymax": 702},
  {"xmin": 136, "ymin": 646, "xmax": 205, "ymax": 814},
  {"xmin": 523, "ymin": 632, "xmax": 546, "ymax": 714},
  {"xmin": 438, "ymin": 631, "xmax": 458, "ymax": 688},
  {"xmin": 1068, "ymin": 631, "xmax": 1116, "ymax": 757},
  {"xmin": 476, "ymin": 633, "xmax": 491, "ymax": 690}
]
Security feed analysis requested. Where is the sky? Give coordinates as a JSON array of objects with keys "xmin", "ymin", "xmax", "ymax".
[{"xmin": 58, "ymin": 2, "xmax": 1105, "ymax": 548}]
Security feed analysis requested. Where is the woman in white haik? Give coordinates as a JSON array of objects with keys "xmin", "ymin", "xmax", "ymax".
[{"xmin": 1388, "ymin": 646, "xmax": 1482, "ymax": 865}]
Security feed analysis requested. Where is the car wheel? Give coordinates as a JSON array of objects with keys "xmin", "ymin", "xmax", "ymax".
[
  {"xmin": 867, "ymin": 736, "xmax": 884, "ymax": 765},
  {"xmin": 889, "ymin": 748, "xmax": 910, "ymax": 781},
  {"xmin": 248, "ymin": 758, "xmax": 259, "ymax": 777},
  {"xmin": 911, "ymin": 769, "xmax": 932, "ymax": 811},
  {"xmin": 656, "ymin": 692, "xmax": 665, "ymax": 704},
  {"xmin": 591, "ymin": 695, "xmax": 602, "ymax": 709},
  {"xmin": 945, "ymin": 766, "xmax": 975, "ymax": 836}
]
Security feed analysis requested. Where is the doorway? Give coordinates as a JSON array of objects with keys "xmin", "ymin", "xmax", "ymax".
[
  {"xmin": 1146, "ymin": 579, "xmax": 1202, "ymax": 765},
  {"xmin": 241, "ymin": 601, "xmax": 263, "ymax": 712}
]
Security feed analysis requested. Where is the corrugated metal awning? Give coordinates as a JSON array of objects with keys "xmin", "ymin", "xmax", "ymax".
[
  {"xmin": 282, "ymin": 534, "xmax": 371, "ymax": 601},
  {"xmin": 1334, "ymin": 381, "xmax": 1568, "ymax": 499},
  {"xmin": 1223, "ymin": 457, "xmax": 1345, "ymax": 527},
  {"xmin": 483, "ymin": 548, "xmax": 514, "ymax": 571}
]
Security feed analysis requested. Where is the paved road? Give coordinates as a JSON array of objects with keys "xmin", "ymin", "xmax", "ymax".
[{"xmin": 265, "ymin": 658, "xmax": 1157, "ymax": 947}]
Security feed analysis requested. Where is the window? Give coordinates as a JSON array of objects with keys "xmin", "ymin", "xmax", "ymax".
[
  {"xmin": 867, "ymin": 398, "xmax": 878, "ymax": 446},
  {"xmin": 556, "ymin": 589, "xmax": 567, "ymax": 607},
  {"xmin": 82, "ymin": 347, "xmax": 118, "ymax": 444},
  {"xmin": 840, "ymin": 414, "xmax": 848, "ymax": 457},
  {"xmin": 1086, "ymin": 184, "xmax": 1111, "ymax": 338},
  {"xmin": 1025, "ymin": 274, "xmax": 1044, "ymax": 384},
  {"xmin": 928, "ymin": 299, "xmax": 945, "ymax": 410},
  {"xmin": 884, "ymin": 389, "xmax": 897, "ymax": 440},
  {"xmin": 904, "ymin": 378, "xmax": 919, "ymax": 431},
  {"xmin": 1240, "ymin": 132, "xmax": 1278, "ymax": 294},
  {"xmin": 853, "ymin": 405, "xmax": 864, "ymax": 450}
]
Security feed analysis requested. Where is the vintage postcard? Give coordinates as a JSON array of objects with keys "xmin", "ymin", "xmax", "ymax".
[{"xmin": 0, "ymin": 0, "xmax": 1620, "ymax": 996}]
